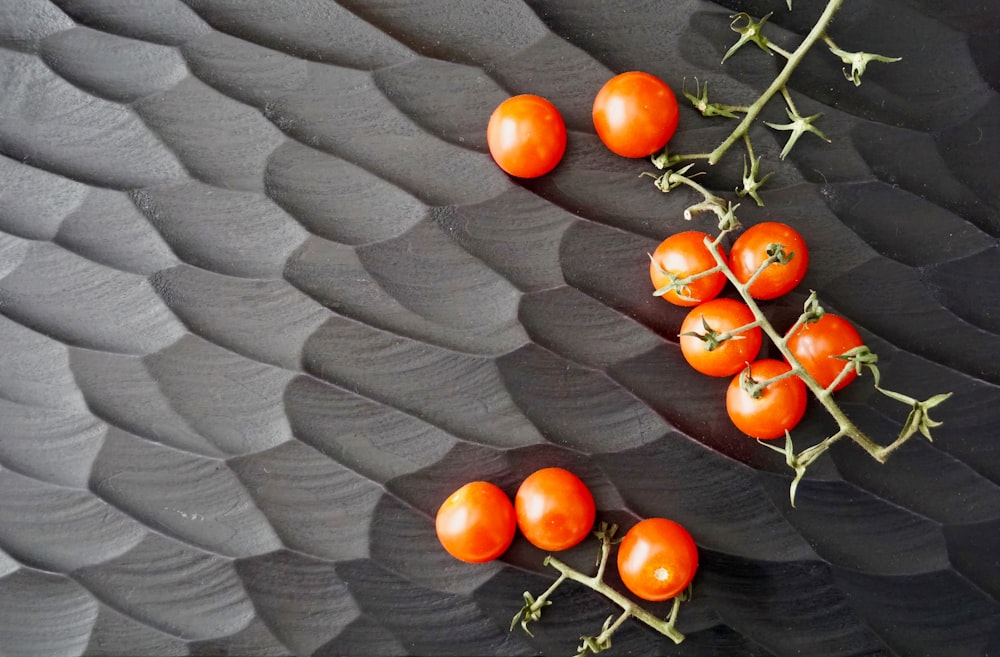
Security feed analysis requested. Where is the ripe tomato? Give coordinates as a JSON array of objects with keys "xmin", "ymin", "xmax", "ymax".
[
  {"xmin": 435, "ymin": 481, "xmax": 516, "ymax": 563},
  {"xmin": 649, "ymin": 231, "xmax": 728, "ymax": 307},
  {"xmin": 729, "ymin": 222, "xmax": 809, "ymax": 300},
  {"xmin": 592, "ymin": 71, "xmax": 679, "ymax": 158},
  {"xmin": 786, "ymin": 313, "xmax": 864, "ymax": 391},
  {"xmin": 726, "ymin": 359, "xmax": 808, "ymax": 439},
  {"xmin": 679, "ymin": 298, "xmax": 763, "ymax": 377},
  {"xmin": 487, "ymin": 94, "xmax": 566, "ymax": 178},
  {"xmin": 617, "ymin": 518, "xmax": 698, "ymax": 602},
  {"xmin": 515, "ymin": 467, "xmax": 596, "ymax": 552}
]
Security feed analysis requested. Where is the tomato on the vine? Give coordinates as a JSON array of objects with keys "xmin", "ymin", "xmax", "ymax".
[
  {"xmin": 726, "ymin": 359, "xmax": 808, "ymax": 439},
  {"xmin": 729, "ymin": 222, "xmax": 809, "ymax": 300},
  {"xmin": 787, "ymin": 313, "xmax": 864, "ymax": 391},
  {"xmin": 649, "ymin": 231, "xmax": 728, "ymax": 307},
  {"xmin": 592, "ymin": 71, "xmax": 679, "ymax": 158},
  {"xmin": 487, "ymin": 94, "xmax": 567, "ymax": 178},
  {"xmin": 515, "ymin": 467, "xmax": 596, "ymax": 552},
  {"xmin": 617, "ymin": 518, "xmax": 698, "ymax": 602},
  {"xmin": 435, "ymin": 481, "xmax": 516, "ymax": 563},
  {"xmin": 679, "ymin": 298, "xmax": 763, "ymax": 377}
]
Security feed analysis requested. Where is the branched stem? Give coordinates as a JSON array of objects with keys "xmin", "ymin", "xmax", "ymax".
[
  {"xmin": 707, "ymin": 0, "xmax": 844, "ymax": 165},
  {"xmin": 821, "ymin": 360, "xmax": 858, "ymax": 397},
  {"xmin": 781, "ymin": 308, "xmax": 817, "ymax": 345},
  {"xmin": 745, "ymin": 365, "xmax": 801, "ymax": 398},
  {"xmin": 780, "ymin": 86, "xmax": 799, "ymax": 117},
  {"xmin": 536, "ymin": 572, "xmax": 570, "ymax": 609},
  {"xmin": 767, "ymin": 42, "xmax": 793, "ymax": 59},
  {"xmin": 512, "ymin": 523, "xmax": 687, "ymax": 649},
  {"xmin": 647, "ymin": 177, "xmax": 953, "ymax": 505},
  {"xmin": 700, "ymin": 318, "xmax": 762, "ymax": 348},
  {"xmin": 544, "ymin": 556, "xmax": 685, "ymax": 646},
  {"xmin": 507, "ymin": 2, "xmax": 918, "ymax": 653},
  {"xmin": 658, "ymin": 0, "xmax": 901, "ymax": 198},
  {"xmin": 741, "ymin": 251, "xmax": 783, "ymax": 291},
  {"xmin": 704, "ymin": 232, "xmax": 909, "ymax": 456}
]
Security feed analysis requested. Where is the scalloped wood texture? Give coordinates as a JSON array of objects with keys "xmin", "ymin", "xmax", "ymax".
[{"xmin": 0, "ymin": 0, "xmax": 998, "ymax": 655}]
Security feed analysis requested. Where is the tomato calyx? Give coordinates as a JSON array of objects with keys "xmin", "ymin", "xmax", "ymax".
[
  {"xmin": 510, "ymin": 590, "xmax": 549, "ymax": 638},
  {"xmin": 766, "ymin": 242, "xmax": 794, "ymax": 264},
  {"xmin": 577, "ymin": 611, "xmax": 633, "ymax": 656},
  {"xmin": 680, "ymin": 316, "xmax": 756, "ymax": 352},
  {"xmin": 724, "ymin": 11, "xmax": 775, "ymax": 63},
  {"xmin": 757, "ymin": 432, "xmax": 812, "ymax": 506},
  {"xmin": 781, "ymin": 291, "xmax": 825, "ymax": 352},
  {"xmin": 682, "ymin": 78, "xmax": 743, "ymax": 119},
  {"xmin": 739, "ymin": 241, "xmax": 794, "ymax": 291},
  {"xmin": 829, "ymin": 345, "xmax": 878, "ymax": 388},
  {"xmin": 764, "ymin": 106, "xmax": 831, "ymax": 160},
  {"xmin": 826, "ymin": 38, "xmax": 904, "ymax": 87},
  {"xmin": 796, "ymin": 290, "xmax": 825, "ymax": 324},
  {"xmin": 859, "ymin": 356, "xmax": 954, "ymax": 445},
  {"xmin": 737, "ymin": 152, "xmax": 774, "ymax": 207},
  {"xmin": 648, "ymin": 231, "xmax": 729, "ymax": 307},
  {"xmin": 649, "ymin": 255, "xmax": 725, "ymax": 304},
  {"xmin": 739, "ymin": 361, "xmax": 799, "ymax": 399},
  {"xmin": 738, "ymin": 364, "xmax": 763, "ymax": 399}
]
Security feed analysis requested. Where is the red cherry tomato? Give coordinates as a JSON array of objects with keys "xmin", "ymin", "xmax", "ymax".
[
  {"xmin": 515, "ymin": 467, "xmax": 596, "ymax": 552},
  {"xmin": 787, "ymin": 314, "xmax": 865, "ymax": 391},
  {"xmin": 592, "ymin": 71, "xmax": 679, "ymax": 158},
  {"xmin": 649, "ymin": 231, "xmax": 728, "ymax": 307},
  {"xmin": 729, "ymin": 222, "xmax": 809, "ymax": 300},
  {"xmin": 435, "ymin": 481, "xmax": 516, "ymax": 563},
  {"xmin": 726, "ymin": 359, "xmax": 808, "ymax": 439},
  {"xmin": 617, "ymin": 518, "xmax": 699, "ymax": 602},
  {"xmin": 487, "ymin": 94, "xmax": 567, "ymax": 178},
  {"xmin": 679, "ymin": 298, "xmax": 763, "ymax": 377}
]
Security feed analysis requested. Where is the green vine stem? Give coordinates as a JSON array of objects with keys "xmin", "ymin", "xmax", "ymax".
[
  {"xmin": 654, "ymin": 171, "xmax": 952, "ymax": 506},
  {"xmin": 640, "ymin": 1, "xmax": 924, "ymax": 505},
  {"xmin": 708, "ymin": 0, "xmax": 841, "ymax": 164},
  {"xmin": 511, "ymin": 523, "xmax": 687, "ymax": 654},
  {"xmin": 653, "ymin": 0, "xmax": 900, "ymax": 201}
]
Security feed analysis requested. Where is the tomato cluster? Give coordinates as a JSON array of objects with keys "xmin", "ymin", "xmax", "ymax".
[
  {"xmin": 487, "ymin": 71, "xmax": 680, "ymax": 178},
  {"xmin": 435, "ymin": 468, "xmax": 698, "ymax": 602},
  {"xmin": 478, "ymin": 64, "xmax": 864, "ymax": 618},
  {"xmin": 650, "ymin": 222, "xmax": 865, "ymax": 438}
]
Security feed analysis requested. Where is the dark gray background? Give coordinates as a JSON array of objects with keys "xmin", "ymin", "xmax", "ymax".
[{"xmin": 0, "ymin": 0, "xmax": 998, "ymax": 655}]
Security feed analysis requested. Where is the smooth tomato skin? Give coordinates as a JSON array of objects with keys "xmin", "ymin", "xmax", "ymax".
[
  {"xmin": 593, "ymin": 71, "xmax": 679, "ymax": 158},
  {"xmin": 487, "ymin": 94, "xmax": 567, "ymax": 178},
  {"xmin": 617, "ymin": 518, "xmax": 699, "ymax": 602},
  {"xmin": 730, "ymin": 222, "xmax": 809, "ymax": 300},
  {"xmin": 680, "ymin": 298, "xmax": 763, "ymax": 377},
  {"xmin": 435, "ymin": 481, "xmax": 516, "ymax": 563},
  {"xmin": 649, "ymin": 231, "xmax": 728, "ymax": 307},
  {"xmin": 515, "ymin": 467, "xmax": 596, "ymax": 552},
  {"xmin": 787, "ymin": 314, "xmax": 864, "ymax": 391},
  {"xmin": 726, "ymin": 359, "xmax": 808, "ymax": 439}
]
